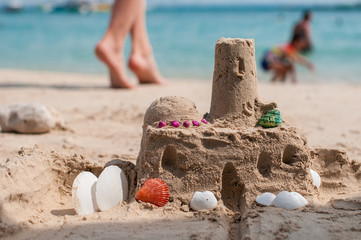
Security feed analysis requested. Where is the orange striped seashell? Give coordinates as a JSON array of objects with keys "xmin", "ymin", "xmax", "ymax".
[{"xmin": 135, "ymin": 178, "xmax": 170, "ymax": 207}]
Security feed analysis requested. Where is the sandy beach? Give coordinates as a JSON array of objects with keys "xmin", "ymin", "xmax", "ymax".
[{"xmin": 1, "ymin": 68, "xmax": 361, "ymax": 239}]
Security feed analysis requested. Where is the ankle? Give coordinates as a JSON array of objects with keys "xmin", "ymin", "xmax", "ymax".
[
  {"xmin": 131, "ymin": 42, "xmax": 153, "ymax": 58},
  {"xmin": 99, "ymin": 33, "xmax": 125, "ymax": 51}
]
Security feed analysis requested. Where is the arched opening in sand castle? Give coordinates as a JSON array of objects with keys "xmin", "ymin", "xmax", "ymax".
[
  {"xmin": 221, "ymin": 162, "xmax": 245, "ymax": 213},
  {"xmin": 282, "ymin": 145, "xmax": 306, "ymax": 166},
  {"xmin": 257, "ymin": 151, "xmax": 272, "ymax": 177},
  {"xmin": 161, "ymin": 145, "xmax": 186, "ymax": 178}
]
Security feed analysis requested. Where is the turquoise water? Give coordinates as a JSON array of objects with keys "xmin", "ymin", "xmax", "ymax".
[{"xmin": 0, "ymin": 7, "xmax": 360, "ymax": 82}]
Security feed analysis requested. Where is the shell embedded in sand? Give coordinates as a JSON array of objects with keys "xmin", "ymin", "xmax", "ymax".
[
  {"xmin": 95, "ymin": 166, "xmax": 128, "ymax": 211},
  {"xmin": 310, "ymin": 169, "xmax": 321, "ymax": 188},
  {"xmin": 272, "ymin": 191, "xmax": 306, "ymax": 210},
  {"xmin": 72, "ymin": 171, "xmax": 99, "ymax": 215},
  {"xmin": 256, "ymin": 192, "xmax": 276, "ymax": 206},
  {"xmin": 258, "ymin": 109, "xmax": 282, "ymax": 128},
  {"xmin": 135, "ymin": 178, "xmax": 170, "ymax": 207},
  {"xmin": 190, "ymin": 191, "xmax": 218, "ymax": 211},
  {"xmin": 290, "ymin": 192, "xmax": 308, "ymax": 206}
]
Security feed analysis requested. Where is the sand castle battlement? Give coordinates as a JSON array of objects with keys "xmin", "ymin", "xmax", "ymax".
[{"xmin": 136, "ymin": 38, "xmax": 341, "ymax": 213}]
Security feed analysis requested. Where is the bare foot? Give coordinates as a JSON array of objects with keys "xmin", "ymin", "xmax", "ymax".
[
  {"xmin": 128, "ymin": 52, "xmax": 166, "ymax": 85},
  {"xmin": 95, "ymin": 38, "xmax": 135, "ymax": 89}
]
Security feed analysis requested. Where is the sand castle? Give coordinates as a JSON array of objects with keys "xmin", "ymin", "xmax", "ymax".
[{"xmin": 136, "ymin": 38, "xmax": 351, "ymax": 213}]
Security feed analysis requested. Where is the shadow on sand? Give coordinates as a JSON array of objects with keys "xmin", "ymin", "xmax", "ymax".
[
  {"xmin": 0, "ymin": 82, "xmax": 109, "ymax": 90},
  {"xmin": 1, "ymin": 212, "xmax": 229, "ymax": 240}
]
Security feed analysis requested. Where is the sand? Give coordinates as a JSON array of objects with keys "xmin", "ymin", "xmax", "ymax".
[{"xmin": 1, "ymin": 68, "xmax": 361, "ymax": 239}]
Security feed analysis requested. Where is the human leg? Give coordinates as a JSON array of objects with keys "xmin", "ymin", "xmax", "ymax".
[
  {"xmin": 271, "ymin": 71, "xmax": 280, "ymax": 82},
  {"xmin": 269, "ymin": 62, "xmax": 287, "ymax": 82},
  {"xmin": 128, "ymin": 0, "xmax": 165, "ymax": 84},
  {"xmin": 279, "ymin": 68, "xmax": 287, "ymax": 82},
  {"xmin": 288, "ymin": 64, "xmax": 297, "ymax": 83},
  {"xmin": 95, "ymin": 0, "xmax": 141, "ymax": 88}
]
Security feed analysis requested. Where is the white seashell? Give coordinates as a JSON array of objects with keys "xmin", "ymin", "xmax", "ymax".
[
  {"xmin": 95, "ymin": 166, "xmax": 128, "ymax": 211},
  {"xmin": 190, "ymin": 191, "xmax": 217, "ymax": 211},
  {"xmin": 72, "ymin": 171, "xmax": 99, "ymax": 215},
  {"xmin": 310, "ymin": 169, "xmax": 321, "ymax": 188},
  {"xmin": 256, "ymin": 192, "xmax": 276, "ymax": 206},
  {"xmin": 290, "ymin": 192, "xmax": 308, "ymax": 206},
  {"xmin": 272, "ymin": 191, "xmax": 304, "ymax": 210}
]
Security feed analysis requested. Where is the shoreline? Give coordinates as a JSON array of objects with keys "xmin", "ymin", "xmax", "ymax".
[{"xmin": 1, "ymin": 67, "xmax": 360, "ymax": 85}]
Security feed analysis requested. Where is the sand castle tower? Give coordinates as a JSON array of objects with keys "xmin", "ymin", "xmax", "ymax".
[
  {"xmin": 210, "ymin": 38, "xmax": 260, "ymax": 126},
  {"xmin": 136, "ymin": 38, "xmax": 324, "ymax": 213}
]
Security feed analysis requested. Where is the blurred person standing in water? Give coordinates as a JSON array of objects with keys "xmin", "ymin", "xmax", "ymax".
[
  {"xmin": 95, "ymin": 0, "xmax": 165, "ymax": 88},
  {"xmin": 293, "ymin": 10, "xmax": 313, "ymax": 53}
]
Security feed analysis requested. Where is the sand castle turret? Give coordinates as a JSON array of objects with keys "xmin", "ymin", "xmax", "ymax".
[
  {"xmin": 135, "ymin": 38, "xmax": 345, "ymax": 214},
  {"xmin": 210, "ymin": 38, "xmax": 260, "ymax": 126}
]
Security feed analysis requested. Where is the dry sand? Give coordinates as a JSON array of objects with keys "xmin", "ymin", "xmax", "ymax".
[{"xmin": 1, "ymin": 68, "xmax": 361, "ymax": 239}]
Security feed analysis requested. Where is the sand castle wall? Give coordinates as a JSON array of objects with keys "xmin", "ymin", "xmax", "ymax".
[{"xmin": 137, "ymin": 124, "xmax": 316, "ymax": 212}]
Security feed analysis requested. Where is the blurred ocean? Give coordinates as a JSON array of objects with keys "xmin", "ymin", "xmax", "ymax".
[{"xmin": 0, "ymin": 6, "xmax": 360, "ymax": 82}]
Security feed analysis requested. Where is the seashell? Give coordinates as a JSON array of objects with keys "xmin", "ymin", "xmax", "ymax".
[
  {"xmin": 183, "ymin": 121, "xmax": 190, "ymax": 128},
  {"xmin": 158, "ymin": 121, "xmax": 166, "ymax": 128},
  {"xmin": 95, "ymin": 166, "xmax": 128, "ymax": 211},
  {"xmin": 135, "ymin": 178, "xmax": 170, "ymax": 207},
  {"xmin": 190, "ymin": 191, "xmax": 217, "ymax": 211},
  {"xmin": 268, "ymin": 109, "xmax": 281, "ymax": 115},
  {"xmin": 310, "ymin": 169, "xmax": 321, "ymax": 188},
  {"xmin": 201, "ymin": 118, "xmax": 208, "ymax": 124},
  {"xmin": 290, "ymin": 192, "xmax": 308, "ymax": 206},
  {"xmin": 72, "ymin": 171, "xmax": 99, "ymax": 215},
  {"xmin": 0, "ymin": 103, "xmax": 65, "ymax": 134},
  {"xmin": 192, "ymin": 120, "xmax": 200, "ymax": 127},
  {"xmin": 170, "ymin": 120, "xmax": 180, "ymax": 127},
  {"xmin": 272, "ymin": 191, "xmax": 304, "ymax": 210},
  {"xmin": 256, "ymin": 192, "xmax": 276, "ymax": 206},
  {"xmin": 258, "ymin": 109, "xmax": 282, "ymax": 128}
]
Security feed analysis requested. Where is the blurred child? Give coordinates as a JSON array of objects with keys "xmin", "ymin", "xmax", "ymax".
[
  {"xmin": 261, "ymin": 33, "xmax": 315, "ymax": 83},
  {"xmin": 293, "ymin": 10, "xmax": 313, "ymax": 53}
]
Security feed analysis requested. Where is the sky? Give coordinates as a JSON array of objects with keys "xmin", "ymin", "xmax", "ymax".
[{"xmin": 0, "ymin": 0, "xmax": 359, "ymax": 6}]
